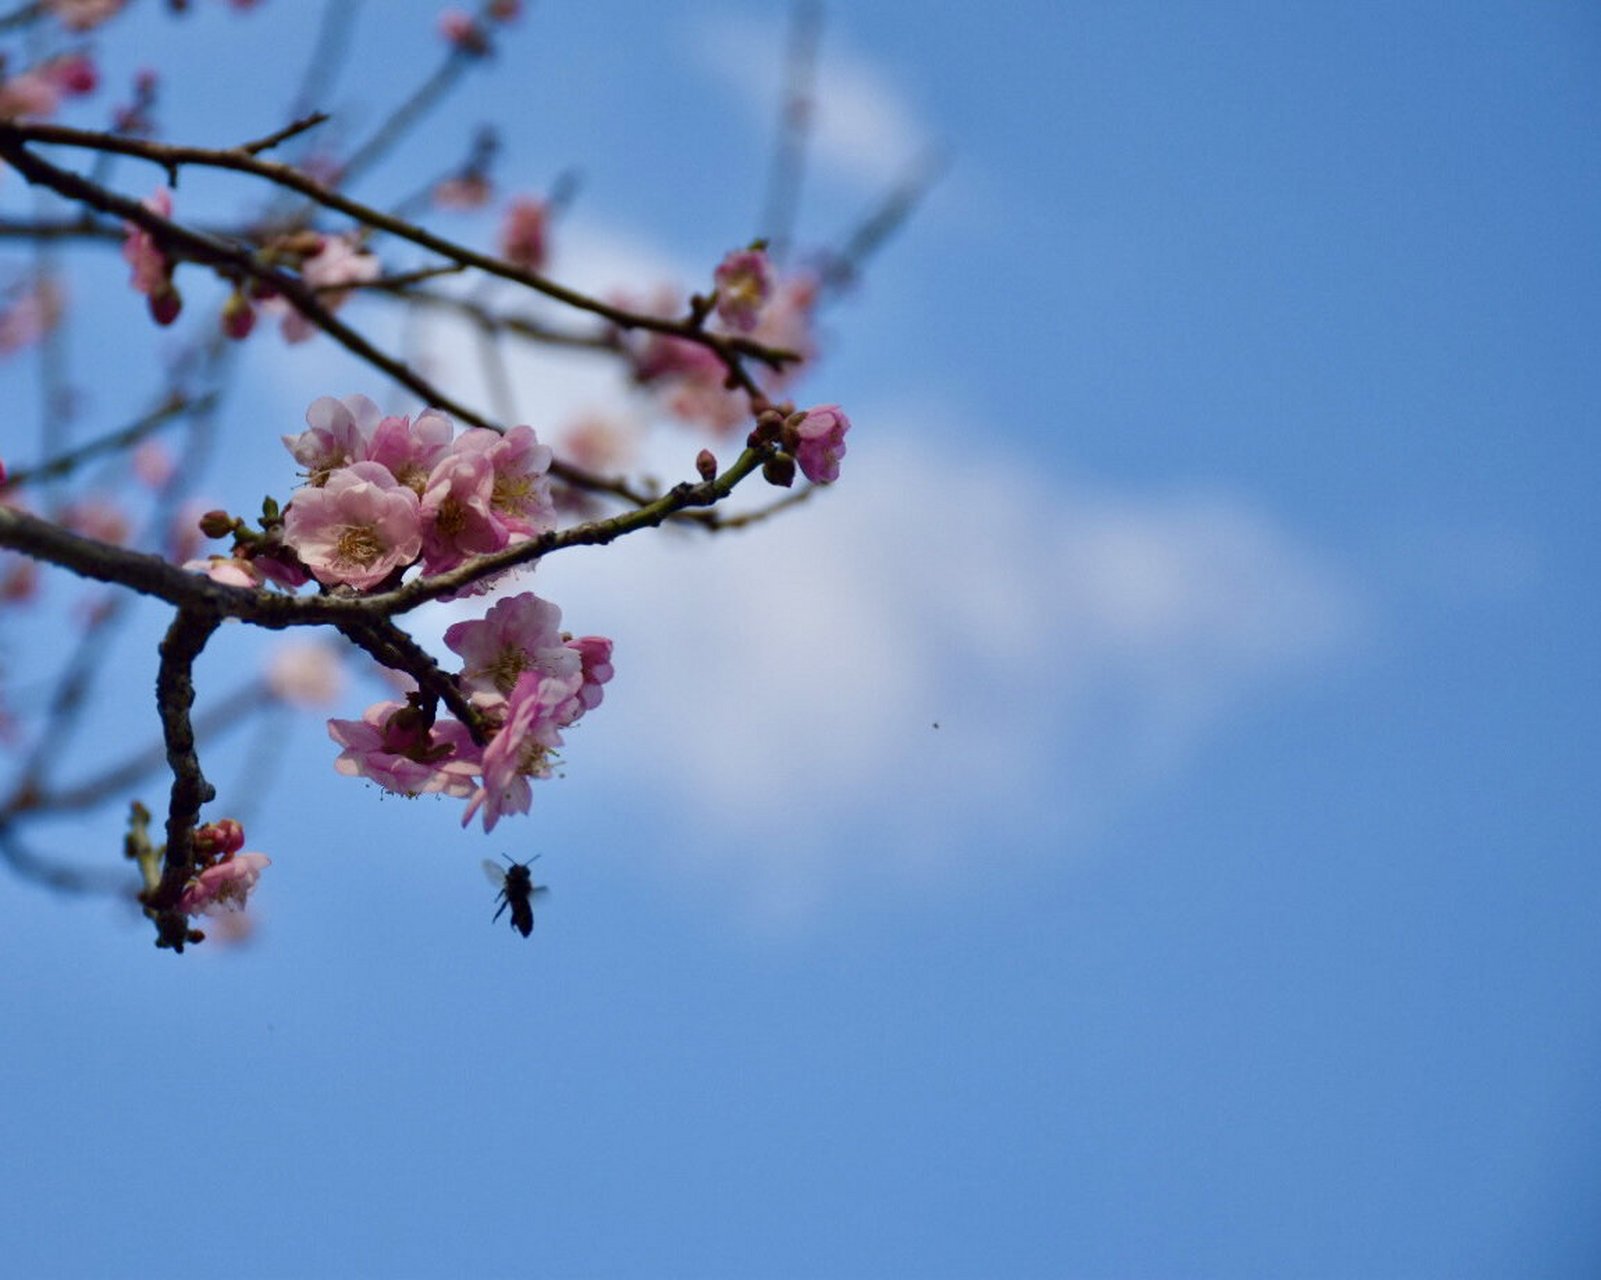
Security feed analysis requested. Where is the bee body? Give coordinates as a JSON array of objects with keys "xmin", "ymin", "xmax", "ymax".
[{"xmin": 485, "ymin": 855, "xmax": 546, "ymax": 938}]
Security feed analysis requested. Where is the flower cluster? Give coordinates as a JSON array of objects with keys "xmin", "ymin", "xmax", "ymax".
[
  {"xmin": 626, "ymin": 249, "xmax": 821, "ymax": 435},
  {"xmin": 277, "ymin": 394, "xmax": 556, "ymax": 589},
  {"xmin": 175, "ymin": 819, "xmax": 271, "ymax": 917},
  {"xmin": 329, "ymin": 590, "xmax": 613, "ymax": 832}
]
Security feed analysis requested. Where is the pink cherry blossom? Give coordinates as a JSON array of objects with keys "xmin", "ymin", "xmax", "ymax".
[
  {"xmin": 282, "ymin": 461, "xmax": 422, "ymax": 590},
  {"xmin": 327, "ymin": 700, "xmax": 480, "ymax": 798},
  {"xmin": 450, "ymin": 425, "xmax": 555, "ymax": 537},
  {"xmin": 461, "ymin": 670, "xmax": 578, "ymax": 832},
  {"xmin": 419, "ymin": 447, "xmax": 508, "ymax": 573},
  {"xmin": 713, "ymin": 247, "xmax": 773, "ymax": 332},
  {"xmin": 444, "ymin": 591, "xmax": 578, "ymax": 703},
  {"xmin": 183, "ymin": 555, "xmax": 263, "ymax": 588},
  {"xmin": 283, "ymin": 394, "xmax": 384, "ymax": 485},
  {"xmin": 276, "ymin": 234, "xmax": 380, "ymax": 343},
  {"xmin": 367, "ymin": 408, "xmax": 455, "ymax": 494},
  {"xmin": 791, "ymin": 404, "xmax": 850, "ymax": 485},
  {"xmin": 564, "ymin": 635, "xmax": 615, "ymax": 716},
  {"xmin": 498, "ymin": 197, "xmax": 549, "ymax": 273},
  {"xmin": 179, "ymin": 852, "xmax": 270, "ymax": 917}
]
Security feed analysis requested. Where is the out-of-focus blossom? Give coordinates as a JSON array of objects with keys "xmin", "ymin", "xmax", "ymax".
[
  {"xmin": 0, "ymin": 276, "xmax": 63, "ymax": 356},
  {"xmin": 166, "ymin": 500, "xmax": 210, "ymax": 564},
  {"xmin": 433, "ymin": 173, "xmax": 492, "ymax": 210},
  {"xmin": 179, "ymin": 852, "xmax": 270, "ymax": 917},
  {"xmin": 556, "ymin": 414, "xmax": 635, "ymax": 475},
  {"xmin": 266, "ymin": 642, "xmax": 344, "ymax": 706},
  {"xmin": 275, "ymin": 234, "xmax": 380, "ymax": 343},
  {"xmin": 0, "ymin": 53, "xmax": 97, "ymax": 120},
  {"xmin": 59, "ymin": 497, "xmax": 130, "ymax": 546},
  {"xmin": 47, "ymin": 0, "xmax": 125, "ymax": 29},
  {"xmin": 488, "ymin": 0, "xmax": 522, "ymax": 21},
  {"xmin": 438, "ymin": 8, "xmax": 488, "ymax": 54},
  {"xmin": 282, "ymin": 461, "xmax": 422, "ymax": 591},
  {"xmin": 789, "ymin": 403, "xmax": 850, "ymax": 485},
  {"xmin": 713, "ymin": 247, "xmax": 773, "ymax": 332},
  {"xmin": 122, "ymin": 187, "xmax": 180, "ymax": 325},
  {"xmin": 133, "ymin": 440, "xmax": 175, "ymax": 488},
  {"xmin": 498, "ymin": 196, "xmax": 548, "ymax": 272}
]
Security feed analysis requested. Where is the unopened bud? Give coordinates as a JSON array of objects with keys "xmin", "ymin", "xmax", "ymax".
[
  {"xmin": 695, "ymin": 449, "xmax": 717, "ymax": 481},
  {"xmin": 148, "ymin": 281, "xmax": 182, "ymax": 326},
  {"xmin": 198, "ymin": 509, "xmax": 235, "ymax": 539},
  {"xmin": 221, "ymin": 289, "xmax": 256, "ymax": 340},
  {"xmin": 762, "ymin": 453, "xmax": 797, "ymax": 488},
  {"xmin": 195, "ymin": 818, "xmax": 245, "ymax": 857}
]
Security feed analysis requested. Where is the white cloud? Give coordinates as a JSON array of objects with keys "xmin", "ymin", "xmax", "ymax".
[
  {"xmin": 525, "ymin": 417, "xmax": 1363, "ymax": 913},
  {"xmin": 389, "ymin": 222, "xmax": 1362, "ymax": 917},
  {"xmin": 688, "ymin": 11, "xmax": 931, "ymax": 188}
]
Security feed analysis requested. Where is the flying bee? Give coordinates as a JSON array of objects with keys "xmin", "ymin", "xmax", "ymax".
[{"xmin": 483, "ymin": 854, "xmax": 548, "ymax": 938}]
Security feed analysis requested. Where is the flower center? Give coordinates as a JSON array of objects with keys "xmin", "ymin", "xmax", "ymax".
[{"xmin": 335, "ymin": 524, "xmax": 383, "ymax": 568}]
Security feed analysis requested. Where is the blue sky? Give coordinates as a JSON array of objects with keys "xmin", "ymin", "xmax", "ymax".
[{"xmin": 2, "ymin": 1, "xmax": 1598, "ymax": 1276}]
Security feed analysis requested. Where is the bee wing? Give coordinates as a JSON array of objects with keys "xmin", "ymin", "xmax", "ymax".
[{"xmin": 481, "ymin": 859, "xmax": 507, "ymax": 888}]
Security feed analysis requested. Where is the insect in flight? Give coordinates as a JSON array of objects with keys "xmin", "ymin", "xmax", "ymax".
[{"xmin": 483, "ymin": 854, "xmax": 548, "ymax": 938}]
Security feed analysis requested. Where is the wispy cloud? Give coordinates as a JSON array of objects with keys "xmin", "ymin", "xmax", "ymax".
[
  {"xmin": 531, "ymin": 421, "xmax": 1362, "ymax": 905},
  {"xmin": 687, "ymin": 10, "xmax": 932, "ymax": 188},
  {"xmin": 395, "ymin": 223, "xmax": 1362, "ymax": 916}
]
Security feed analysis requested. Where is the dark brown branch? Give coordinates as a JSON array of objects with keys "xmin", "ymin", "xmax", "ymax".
[
  {"xmin": 0, "ymin": 121, "xmax": 800, "ymax": 374},
  {"xmin": 146, "ymin": 606, "xmax": 221, "ymax": 951}
]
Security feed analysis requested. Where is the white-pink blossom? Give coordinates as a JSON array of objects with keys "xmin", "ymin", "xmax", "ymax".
[
  {"xmin": 179, "ymin": 852, "xmax": 270, "ymax": 917},
  {"xmin": 327, "ymin": 700, "xmax": 480, "ymax": 798},
  {"xmin": 367, "ymin": 408, "xmax": 455, "ymax": 493},
  {"xmin": 449, "ymin": 424, "xmax": 555, "ymax": 537},
  {"xmin": 283, "ymin": 394, "xmax": 384, "ymax": 486},
  {"xmin": 282, "ymin": 460, "xmax": 422, "ymax": 590},
  {"xmin": 419, "ymin": 448, "xmax": 508, "ymax": 573},
  {"xmin": 444, "ymin": 591, "xmax": 578, "ymax": 704},
  {"xmin": 461, "ymin": 670, "xmax": 578, "ymax": 832}
]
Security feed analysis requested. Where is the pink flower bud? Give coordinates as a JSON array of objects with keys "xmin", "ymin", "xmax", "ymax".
[
  {"xmin": 148, "ymin": 281, "xmax": 182, "ymax": 326},
  {"xmin": 221, "ymin": 289, "xmax": 255, "ymax": 340},
  {"xmin": 695, "ymin": 449, "xmax": 717, "ymax": 481},
  {"xmin": 789, "ymin": 404, "xmax": 850, "ymax": 485}
]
